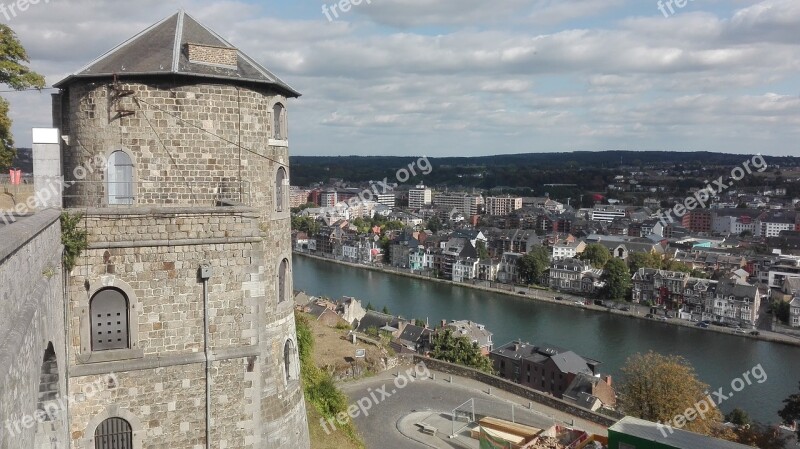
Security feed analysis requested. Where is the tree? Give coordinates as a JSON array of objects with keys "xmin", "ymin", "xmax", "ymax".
[
  {"xmin": 774, "ymin": 300, "xmax": 791, "ymax": 325},
  {"xmin": 476, "ymin": 240, "xmax": 489, "ymax": 259},
  {"xmin": 517, "ymin": 246, "xmax": 549, "ymax": 285},
  {"xmin": 381, "ymin": 305, "xmax": 390, "ymax": 315},
  {"xmin": 725, "ymin": 408, "xmax": 750, "ymax": 426},
  {"xmin": 733, "ymin": 422, "xmax": 788, "ymax": 449},
  {"xmin": 365, "ymin": 302, "xmax": 375, "ymax": 311},
  {"xmin": 430, "ymin": 329, "xmax": 493, "ymax": 373},
  {"xmin": 627, "ymin": 251, "xmax": 662, "ymax": 273},
  {"xmin": 1, "ymin": 25, "xmax": 46, "ymax": 170},
  {"xmin": 426, "ymin": 216, "xmax": 442, "ymax": 233},
  {"xmin": 619, "ymin": 352, "xmax": 728, "ymax": 437},
  {"xmin": 602, "ymin": 258, "xmax": 631, "ymax": 301},
  {"xmin": 579, "ymin": 243, "xmax": 611, "ymax": 268},
  {"xmin": 779, "ymin": 381, "xmax": 800, "ymax": 439}
]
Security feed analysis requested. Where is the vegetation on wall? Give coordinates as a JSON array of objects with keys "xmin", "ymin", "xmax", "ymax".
[{"xmin": 60, "ymin": 212, "xmax": 88, "ymax": 272}]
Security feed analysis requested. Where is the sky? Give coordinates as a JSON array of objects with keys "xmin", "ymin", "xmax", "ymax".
[{"xmin": 2, "ymin": 0, "xmax": 799, "ymax": 157}]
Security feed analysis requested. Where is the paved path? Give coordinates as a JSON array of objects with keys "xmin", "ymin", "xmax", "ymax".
[{"xmin": 338, "ymin": 365, "xmax": 609, "ymax": 449}]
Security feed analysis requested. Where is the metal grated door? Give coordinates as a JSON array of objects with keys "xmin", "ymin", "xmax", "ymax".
[
  {"xmin": 95, "ymin": 418, "xmax": 132, "ymax": 449},
  {"xmin": 90, "ymin": 289, "xmax": 129, "ymax": 351}
]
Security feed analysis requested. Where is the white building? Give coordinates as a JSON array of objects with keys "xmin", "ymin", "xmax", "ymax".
[
  {"xmin": 434, "ymin": 192, "xmax": 484, "ymax": 216},
  {"xmin": 453, "ymin": 258, "xmax": 479, "ymax": 282},
  {"xmin": 552, "ymin": 240, "xmax": 586, "ymax": 261},
  {"xmin": 409, "ymin": 185, "xmax": 432, "ymax": 209},
  {"xmin": 591, "ymin": 205, "xmax": 627, "ymax": 223},
  {"xmin": 485, "ymin": 196, "xmax": 523, "ymax": 216}
]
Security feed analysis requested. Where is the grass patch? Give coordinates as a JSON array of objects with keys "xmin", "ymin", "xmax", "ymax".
[{"xmin": 297, "ymin": 312, "xmax": 365, "ymax": 449}]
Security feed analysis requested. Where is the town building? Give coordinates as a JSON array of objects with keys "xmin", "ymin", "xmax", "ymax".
[
  {"xmin": 590, "ymin": 205, "xmax": 628, "ymax": 223},
  {"xmin": 490, "ymin": 341, "xmax": 608, "ymax": 403},
  {"xmin": 486, "ymin": 196, "xmax": 523, "ymax": 216},
  {"xmin": 433, "ymin": 192, "xmax": 484, "ymax": 216},
  {"xmin": 549, "ymin": 258, "xmax": 604, "ymax": 294},
  {"xmin": 408, "ymin": 185, "xmax": 432, "ymax": 209},
  {"xmin": 552, "ymin": 239, "xmax": 586, "ymax": 260},
  {"xmin": 290, "ymin": 187, "xmax": 311, "ymax": 208}
]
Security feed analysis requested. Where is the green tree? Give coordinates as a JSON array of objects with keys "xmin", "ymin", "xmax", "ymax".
[
  {"xmin": 725, "ymin": 408, "xmax": 750, "ymax": 426},
  {"xmin": 627, "ymin": 251, "xmax": 662, "ymax": 273},
  {"xmin": 365, "ymin": 302, "xmax": 375, "ymax": 311},
  {"xmin": 774, "ymin": 300, "xmax": 791, "ymax": 325},
  {"xmin": 430, "ymin": 329, "xmax": 493, "ymax": 373},
  {"xmin": 1, "ymin": 25, "xmax": 46, "ymax": 169},
  {"xmin": 619, "ymin": 352, "xmax": 729, "ymax": 438},
  {"xmin": 602, "ymin": 258, "xmax": 631, "ymax": 301},
  {"xmin": 476, "ymin": 240, "xmax": 489, "ymax": 259},
  {"xmin": 426, "ymin": 216, "xmax": 442, "ymax": 233},
  {"xmin": 580, "ymin": 243, "xmax": 611, "ymax": 268},
  {"xmin": 61, "ymin": 212, "xmax": 88, "ymax": 272},
  {"xmin": 384, "ymin": 220, "xmax": 404, "ymax": 231},
  {"xmin": 779, "ymin": 381, "xmax": 800, "ymax": 439},
  {"xmin": 517, "ymin": 246, "xmax": 549, "ymax": 285},
  {"xmin": 381, "ymin": 305, "xmax": 390, "ymax": 315}
]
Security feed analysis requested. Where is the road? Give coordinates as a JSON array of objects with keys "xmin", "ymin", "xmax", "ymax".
[{"xmin": 339, "ymin": 366, "xmax": 609, "ymax": 449}]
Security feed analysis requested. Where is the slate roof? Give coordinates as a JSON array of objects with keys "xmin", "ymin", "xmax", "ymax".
[{"xmin": 55, "ymin": 10, "xmax": 300, "ymax": 97}]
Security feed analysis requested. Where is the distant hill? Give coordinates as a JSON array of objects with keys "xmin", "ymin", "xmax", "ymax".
[{"xmin": 290, "ymin": 151, "xmax": 798, "ymax": 187}]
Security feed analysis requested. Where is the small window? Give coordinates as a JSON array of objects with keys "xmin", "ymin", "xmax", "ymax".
[
  {"xmin": 108, "ymin": 151, "xmax": 135, "ymax": 205},
  {"xmin": 278, "ymin": 259, "xmax": 289, "ymax": 303},
  {"xmin": 90, "ymin": 289, "xmax": 130, "ymax": 351},
  {"xmin": 275, "ymin": 167, "xmax": 288, "ymax": 213},
  {"xmin": 273, "ymin": 103, "xmax": 286, "ymax": 140},
  {"xmin": 284, "ymin": 339, "xmax": 297, "ymax": 381},
  {"xmin": 95, "ymin": 417, "xmax": 132, "ymax": 448}
]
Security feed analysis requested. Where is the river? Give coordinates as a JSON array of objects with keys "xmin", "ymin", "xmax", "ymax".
[{"xmin": 293, "ymin": 254, "xmax": 800, "ymax": 424}]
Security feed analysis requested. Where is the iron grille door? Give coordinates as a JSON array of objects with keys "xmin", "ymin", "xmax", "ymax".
[
  {"xmin": 95, "ymin": 418, "xmax": 132, "ymax": 449},
  {"xmin": 90, "ymin": 289, "xmax": 129, "ymax": 351}
]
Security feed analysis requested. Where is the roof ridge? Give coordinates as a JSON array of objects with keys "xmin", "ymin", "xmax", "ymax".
[{"xmin": 171, "ymin": 10, "xmax": 185, "ymax": 72}]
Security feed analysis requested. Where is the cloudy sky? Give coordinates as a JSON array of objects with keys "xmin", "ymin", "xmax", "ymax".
[{"xmin": 3, "ymin": 0, "xmax": 800, "ymax": 156}]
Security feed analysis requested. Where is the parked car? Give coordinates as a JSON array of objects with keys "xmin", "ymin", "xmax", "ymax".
[
  {"xmin": 659, "ymin": 316, "xmax": 668, "ymax": 321},
  {"xmin": 749, "ymin": 331, "xmax": 760, "ymax": 336},
  {"xmin": 734, "ymin": 328, "xmax": 746, "ymax": 334},
  {"xmin": 645, "ymin": 313, "xmax": 654, "ymax": 319},
  {"xmin": 695, "ymin": 322, "xmax": 709, "ymax": 328},
  {"xmin": 620, "ymin": 306, "xmax": 630, "ymax": 312},
  {"xmin": 554, "ymin": 296, "xmax": 564, "ymax": 301}
]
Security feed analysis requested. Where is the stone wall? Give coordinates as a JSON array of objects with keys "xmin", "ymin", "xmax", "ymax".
[
  {"xmin": 0, "ymin": 209, "xmax": 67, "ymax": 449},
  {"xmin": 411, "ymin": 356, "xmax": 623, "ymax": 428},
  {"xmin": 57, "ymin": 77, "xmax": 308, "ymax": 448}
]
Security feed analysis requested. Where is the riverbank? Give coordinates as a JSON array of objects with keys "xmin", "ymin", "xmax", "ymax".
[{"xmin": 294, "ymin": 251, "xmax": 800, "ymax": 348}]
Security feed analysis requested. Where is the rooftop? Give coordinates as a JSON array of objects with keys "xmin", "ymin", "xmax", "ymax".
[
  {"xmin": 55, "ymin": 10, "xmax": 299, "ymax": 97},
  {"xmin": 609, "ymin": 416, "xmax": 753, "ymax": 449}
]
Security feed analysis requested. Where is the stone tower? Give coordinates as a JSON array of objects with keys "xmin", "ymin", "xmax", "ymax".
[{"xmin": 52, "ymin": 11, "xmax": 309, "ymax": 448}]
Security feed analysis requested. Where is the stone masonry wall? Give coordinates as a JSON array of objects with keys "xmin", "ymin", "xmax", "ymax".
[
  {"xmin": 0, "ymin": 210, "xmax": 67, "ymax": 449},
  {"xmin": 59, "ymin": 78, "xmax": 308, "ymax": 448}
]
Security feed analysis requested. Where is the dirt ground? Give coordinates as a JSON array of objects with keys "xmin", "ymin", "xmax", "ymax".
[
  {"xmin": 0, "ymin": 184, "xmax": 36, "ymax": 211},
  {"xmin": 304, "ymin": 314, "xmax": 389, "ymax": 379}
]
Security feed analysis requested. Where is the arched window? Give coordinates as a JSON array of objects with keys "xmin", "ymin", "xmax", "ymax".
[
  {"xmin": 284, "ymin": 339, "xmax": 297, "ymax": 381},
  {"xmin": 95, "ymin": 417, "xmax": 132, "ymax": 448},
  {"xmin": 273, "ymin": 103, "xmax": 286, "ymax": 140},
  {"xmin": 90, "ymin": 289, "xmax": 130, "ymax": 351},
  {"xmin": 278, "ymin": 258, "xmax": 289, "ymax": 303},
  {"xmin": 108, "ymin": 150, "xmax": 135, "ymax": 205},
  {"xmin": 275, "ymin": 167, "xmax": 287, "ymax": 212},
  {"xmin": 36, "ymin": 343, "xmax": 59, "ymax": 421}
]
